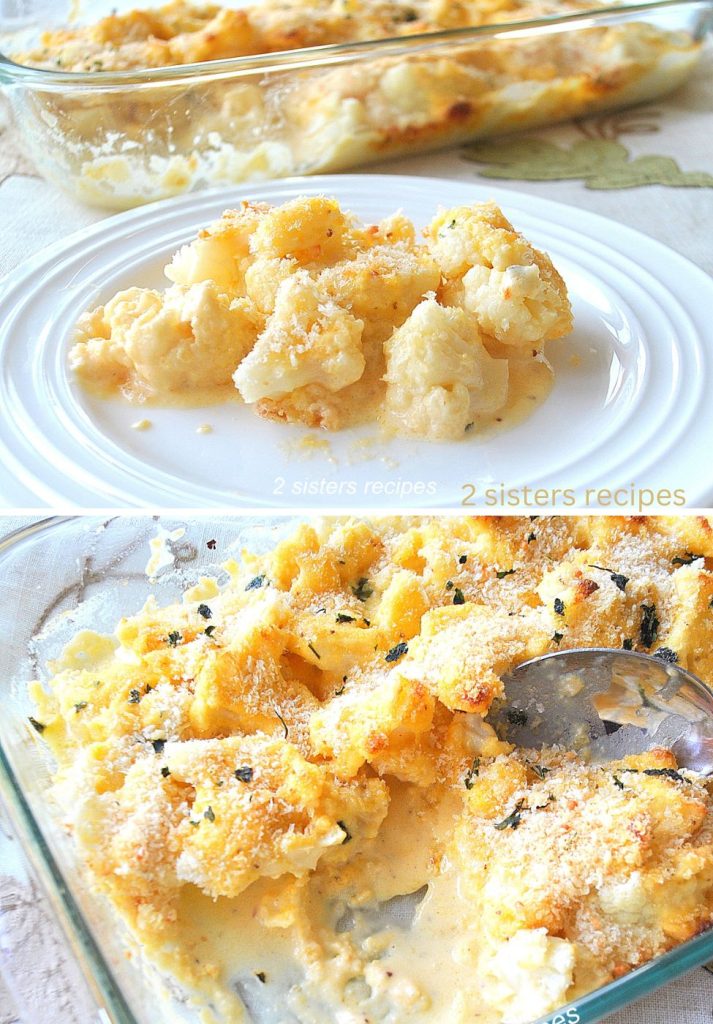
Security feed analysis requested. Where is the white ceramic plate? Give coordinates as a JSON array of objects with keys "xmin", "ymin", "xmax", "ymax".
[{"xmin": 1, "ymin": 174, "xmax": 711, "ymax": 509}]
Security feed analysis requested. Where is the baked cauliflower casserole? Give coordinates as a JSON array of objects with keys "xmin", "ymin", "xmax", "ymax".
[
  {"xmin": 70, "ymin": 196, "xmax": 572, "ymax": 438},
  {"xmin": 30, "ymin": 515, "xmax": 713, "ymax": 1024},
  {"xmin": 12, "ymin": 0, "xmax": 702, "ymax": 206}
]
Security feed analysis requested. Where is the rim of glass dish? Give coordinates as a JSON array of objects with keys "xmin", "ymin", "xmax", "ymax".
[
  {"xmin": 0, "ymin": 515, "xmax": 133, "ymax": 1024},
  {"xmin": 0, "ymin": 0, "xmax": 709, "ymax": 87},
  {"xmin": 0, "ymin": 514, "xmax": 713, "ymax": 1024}
]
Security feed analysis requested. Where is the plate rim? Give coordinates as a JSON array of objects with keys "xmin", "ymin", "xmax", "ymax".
[{"xmin": 1, "ymin": 172, "xmax": 712, "ymax": 509}]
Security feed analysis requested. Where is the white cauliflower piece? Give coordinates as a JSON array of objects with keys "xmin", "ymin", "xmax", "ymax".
[
  {"xmin": 71, "ymin": 281, "xmax": 258, "ymax": 394},
  {"xmin": 426, "ymin": 201, "xmax": 573, "ymax": 347},
  {"xmin": 481, "ymin": 929, "xmax": 576, "ymax": 1024},
  {"xmin": 249, "ymin": 195, "xmax": 355, "ymax": 265},
  {"xmin": 244, "ymin": 256, "xmax": 298, "ymax": 315},
  {"xmin": 461, "ymin": 261, "xmax": 569, "ymax": 347},
  {"xmin": 165, "ymin": 200, "xmax": 271, "ymax": 291},
  {"xmin": 382, "ymin": 298, "xmax": 508, "ymax": 440},
  {"xmin": 234, "ymin": 270, "xmax": 365, "ymax": 403},
  {"xmin": 318, "ymin": 243, "xmax": 440, "ymax": 325}
]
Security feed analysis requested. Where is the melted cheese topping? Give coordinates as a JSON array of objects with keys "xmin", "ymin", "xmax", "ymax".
[
  {"xmin": 70, "ymin": 196, "xmax": 571, "ymax": 439},
  {"xmin": 14, "ymin": 0, "xmax": 694, "ymax": 73},
  {"xmin": 12, "ymin": 2, "xmax": 701, "ymax": 208},
  {"xmin": 31, "ymin": 515, "xmax": 713, "ymax": 1023}
]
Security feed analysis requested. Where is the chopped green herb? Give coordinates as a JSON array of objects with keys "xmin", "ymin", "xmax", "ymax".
[
  {"xmin": 166, "ymin": 631, "xmax": 182, "ymax": 647},
  {"xmin": 234, "ymin": 766, "xmax": 253, "ymax": 783},
  {"xmin": 74, "ymin": 702, "xmax": 88, "ymax": 713},
  {"xmin": 161, "ymin": 766, "xmax": 171, "ymax": 778},
  {"xmin": 527, "ymin": 532, "xmax": 536, "ymax": 543},
  {"xmin": 337, "ymin": 820, "xmax": 352, "ymax": 843},
  {"xmin": 552, "ymin": 632, "xmax": 564, "ymax": 645},
  {"xmin": 459, "ymin": 555, "xmax": 468, "ymax": 565},
  {"xmin": 613, "ymin": 775, "xmax": 625, "ymax": 789},
  {"xmin": 197, "ymin": 604, "xmax": 212, "ymax": 619},
  {"xmin": 204, "ymin": 625, "xmax": 216, "ymax": 637},
  {"xmin": 529, "ymin": 764, "xmax": 549, "ymax": 780},
  {"xmin": 315, "ymin": 607, "xmax": 327, "ymax": 615},
  {"xmin": 307, "ymin": 642, "xmax": 321, "ymax": 660},
  {"xmin": 588, "ymin": 564, "xmax": 629, "ymax": 592},
  {"xmin": 672, "ymin": 552, "xmax": 703, "ymax": 566},
  {"xmin": 151, "ymin": 739, "xmax": 166, "ymax": 755},
  {"xmin": 496, "ymin": 569, "xmax": 516, "ymax": 580},
  {"xmin": 494, "ymin": 800, "xmax": 524, "ymax": 830},
  {"xmin": 453, "ymin": 588, "xmax": 465, "ymax": 605},
  {"xmin": 507, "ymin": 708, "xmax": 528, "ymax": 726},
  {"xmin": 642, "ymin": 767, "xmax": 687, "ymax": 783},
  {"xmin": 640, "ymin": 603, "xmax": 659, "ymax": 648},
  {"xmin": 275, "ymin": 708, "xmax": 288, "ymax": 739},
  {"xmin": 334, "ymin": 683, "xmax": 346, "ymax": 696},
  {"xmin": 464, "ymin": 757, "xmax": 480, "ymax": 790},
  {"xmin": 622, "ymin": 639, "xmax": 634, "ymax": 651},
  {"xmin": 464, "ymin": 422, "xmax": 474, "ymax": 433},
  {"xmin": 385, "ymin": 642, "xmax": 408, "ymax": 663},
  {"xmin": 29, "ymin": 717, "xmax": 46, "ymax": 734},
  {"xmin": 203, "ymin": 806, "xmax": 216, "ymax": 823},
  {"xmin": 363, "ymin": 618, "xmax": 371, "ymax": 627},
  {"xmin": 336, "ymin": 613, "xmax": 355, "ymax": 623},
  {"xmin": 245, "ymin": 575, "xmax": 266, "ymax": 591},
  {"xmin": 445, "ymin": 580, "xmax": 454, "ymax": 590},
  {"xmin": 255, "ymin": 971, "xmax": 267, "ymax": 984},
  {"xmin": 128, "ymin": 689, "xmax": 141, "ymax": 704},
  {"xmin": 653, "ymin": 647, "xmax": 678, "ymax": 664},
  {"xmin": 553, "ymin": 598, "xmax": 565, "ymax": 615},
  {"xmin": 352, "ymin": 578, "xmax": 374, "ymax": 601}
]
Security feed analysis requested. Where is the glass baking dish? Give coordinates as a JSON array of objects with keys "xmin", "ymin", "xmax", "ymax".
[
  {"xmin": 2, "ymin": 514, "xmax": 713, "ymax": 1024},
  {"xmin": 0, "ymin": 0, "xmax": 710, "ymax": 209}
]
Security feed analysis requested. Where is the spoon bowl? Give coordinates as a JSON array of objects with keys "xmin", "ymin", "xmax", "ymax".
[{"xmin": 491, "ymin": 648, "xmax": 713, "ymax": 774}]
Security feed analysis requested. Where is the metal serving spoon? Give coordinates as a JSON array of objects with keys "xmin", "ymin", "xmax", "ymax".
[{"xmin": 489, "ymin": 649, "xmax": 713, "ymax": 774}]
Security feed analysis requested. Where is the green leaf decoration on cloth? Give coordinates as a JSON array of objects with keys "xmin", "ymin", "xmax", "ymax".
[{"xmin": 462, "ymin": 138, "xmax": 713, "ymax": 190}]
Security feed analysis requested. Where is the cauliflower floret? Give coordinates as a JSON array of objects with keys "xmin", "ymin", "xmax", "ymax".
[
  {"xmin": 382, "ymin": 298, "xmax": 508, "ymax": 440},
  {"xmin": 70, "ymin": 281, "xmax": 259, "ymax": 394},
  {"xmin": 318, "ymin": 243, "xmax": 440, "ymax": 325},
  {"xmin": 402, "ymin": 602, "xmax": 549, "ymax": 713},
  {"xmin": 353, "ymin": 211, "xmax": 418, "ymax": 248},
  {"xmin": 234, "ymin": 270, "xmax": 365, "ymax": 403},
  {"xmin": 165, "ymin": 6, "xmax": 259, "ymax": 63},
  {"xmin": 165, "ymin": 200, "xmax": 271, "ymax": 291},
  {"xmin": 244, "ymin": 256, "xmax": 299, "ymax": 314},
  {"xmin": 69, "ymin": 306, "xmax": 134, "ymax": 391},
  {"xmin": 310, "ymin": 671, "xmax": 437, "ymax": 782},
  {"xmin": 167, "ymin": 735, "xmax": 389, "ymax": 899},
  {"xmin": 249, "ymin": 195, "xmax": 355, "ymax": 266},
  {"xmin": 480, "ymin": 929, "xmax": 576, "ymax": 1024},
  {"xmin": 426, "ymin": 202, "xmax": 572, "ymax": 346},
  {"xmin": 461, "ymin": 261, "xmax": 571, "ymax": 347}
]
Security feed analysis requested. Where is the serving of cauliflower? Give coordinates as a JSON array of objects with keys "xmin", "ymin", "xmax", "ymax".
[
  {"xmin": 70, "ymin": 195, "xmax": 573, "ymax": 439},
  {"xmin": 29, "ymin": 515, "xmax": 713, "ymax": 1024}
]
